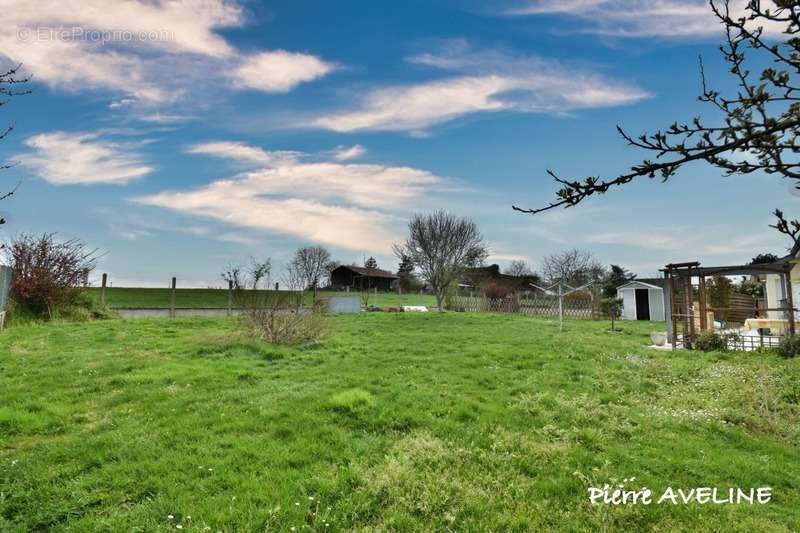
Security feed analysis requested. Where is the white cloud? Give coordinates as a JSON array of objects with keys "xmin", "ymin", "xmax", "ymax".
[
  {"xmin": 138, "ymin": 113, "xmax": 195, "ymax": 124},
  {"xmin": 186, "ymin": 141, "xmax": 299, "ymax": 166},
  {"xmin": 9, "ymin": 0, "xmax": 242, "ymax": 57},
  {"xmin": 233, "ymin": 50, "xmax": 335, "ymax": 93},
  {"xmin": 313, "ymin": 76, "xmax": 513, "ymax": 132},
  {"xmin": 234, "ymin": 162, "xmax": 440, "ymax": 209},
  {"xmin": 506, "ymin": 0, "xmax": 607, "ymax": 14},
  {"xmin": 133, "ymin": 141, "xmax": 446, "ymax": 251},
  {"xmin": 584, "ymin": 227, "xmax": 787, "ymax": 259},
  {"xmin": 22, "ymin": 132, "xmax": 152, "ymax": 185},
  {"xmin": 136, "ymin": 191, "xmax": 398, "ymax": 252},
  {"xmin": 311, "ymin": 45, "xmax": 648, "ymax": 133},
  {"xmin": 332, "ymin": 144, "xmax": 366, "ymax": 161},
  {"xmin": 504, "ymin": 0, "xmax": 784, "ymax": 38},
  {"xmin": 489, "ymin": 252, "xmax": 529, "ymax": 262},
  {"xmin": 1, "ymin": 1, "xmax": 333, "ymax": 106},
  {"xmin": 108, "ymin": 217, "xmax": 212, "ymax": 242}
]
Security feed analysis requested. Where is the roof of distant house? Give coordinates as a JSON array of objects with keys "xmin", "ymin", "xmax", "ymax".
[{"xmin": 332, "ymin": 264, "xmax": 398, "ymax": 279}]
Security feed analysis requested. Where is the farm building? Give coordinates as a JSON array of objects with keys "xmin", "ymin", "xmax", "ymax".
[
  {"xmin": 330, "ymin": 265, "xmax": 398, "ymax": 292},
  {"xmin": 616, "ymin": 278, "xmax": 666, "ymax": 321}
]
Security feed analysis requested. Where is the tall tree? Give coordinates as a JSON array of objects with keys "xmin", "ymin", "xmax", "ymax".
[
  {"xmin": 396, "ymin": 253, "xmax": 418, "ymax": 293},
  {"xmin": 289, "ymin": 245, "xmax": 332, "ymax": 300},
  {"xmin": 541, "ymin": 249, "xmax": 604, "ymax": 287},
  {"xmin": 394, "ymin": 210, "xmax": 488, "ymax": 311},
  {"xmin": 750, "ymin": 252, "xmax": 780, "ymax": 264},
  {"xmin": 504, "ymin": 259, "xmax": 534, "ymax": 277},
  {"xmin": 364, "ymin": 256, "xmax": 378, "ymax": 270},
  {"xmin": 602, "ymin": 264, "xmax": 637, "ymax": 298},
  {"xmin": 0, "ymin": 64, "xmax": 30, "ymax": 235},
  {"xmin": 513, "ymin": 1, "xmax": 800, "ymax": 248}
]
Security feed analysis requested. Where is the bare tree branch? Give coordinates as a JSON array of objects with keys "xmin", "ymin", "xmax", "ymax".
[
  {"xmin": 516, "ymin": 0, "xmax": 800, "ymax": 246},
  {"xmin": 0, "ymin": 63, "xmax": 30, "ymax": 231}
]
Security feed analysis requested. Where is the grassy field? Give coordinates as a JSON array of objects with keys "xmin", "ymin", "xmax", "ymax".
[
  {"xmin": 1, "ymin": 314, "xmax": 799, "ymax": 531},
  {"xmin": 86, "ymin": 287, "xmax": 436, "ymax": 309}
]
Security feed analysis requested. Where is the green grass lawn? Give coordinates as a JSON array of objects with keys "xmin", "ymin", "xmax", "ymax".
[
  {"xmin": 1, "ymin": 314, "xmax": 799, "ymax": 531},
  {"xmin": 87, "ymin": 287, "xmax": 436, "ymax": 309}
]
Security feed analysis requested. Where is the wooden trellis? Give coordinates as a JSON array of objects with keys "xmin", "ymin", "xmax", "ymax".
[
  {"xmin": 447, "ymin": 292, "xmax": 595, "ymax": 320},
  {"xmin": 663, "ymin": 259, "xmax": 796, "ymax": 350}
]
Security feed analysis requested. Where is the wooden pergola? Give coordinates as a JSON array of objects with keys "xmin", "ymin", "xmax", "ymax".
[{"xmin": 662, "ymin": 258, "xmax": 796, "ymax": 349}]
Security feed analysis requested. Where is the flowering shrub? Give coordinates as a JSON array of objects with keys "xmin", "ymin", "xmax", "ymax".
[{"xmin": 6, "ymin": 233, "xmax": 99, "ymax": 319}]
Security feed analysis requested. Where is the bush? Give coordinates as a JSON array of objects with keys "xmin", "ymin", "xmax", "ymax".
[
  {"xmin": 56, "ymin": 291, "xmax": 116, "ymax": 321},
  {"xmin": 6, "ymin": 291, "xmax": 115, "ymax": 325},
  {"xmin": 777, "ymin": 334, "xmax": 800, "ymax": 358},
  {"xmin": 694, "ymin": 330, "xmax": 734, "ymax": 352},
  {"xmin": 600, "ymin": 297, "xmax": 623, "ymax": 331},
  {"xmin": 227, "ymin": 257, "xmax": 332, "ymax": 346},
  {"xmin": 5, "ymin": 233, "xmax": 100, "ymax": 319},
  {"xmin": 245, "ymin": 305, "xmax": 332, "ymax": 347},
  {"xmin": 482, "ymin": 281, "xmax": 511, "ymax": 299}
]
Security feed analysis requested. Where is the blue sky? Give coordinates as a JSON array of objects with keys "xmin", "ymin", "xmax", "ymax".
[{"xmin": 0, "ymin": 0, "xmax": 796, "ymax": 286}]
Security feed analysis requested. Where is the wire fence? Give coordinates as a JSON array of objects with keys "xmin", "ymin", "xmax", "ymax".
[{"xmin": 674, "ymin": 332, "xmax": 784, "ymax": 351}]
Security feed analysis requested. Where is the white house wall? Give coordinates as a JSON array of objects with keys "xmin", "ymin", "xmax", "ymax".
[{"xmin": 765, "ymin": 273, "xmax": 785, "ymax": 319}]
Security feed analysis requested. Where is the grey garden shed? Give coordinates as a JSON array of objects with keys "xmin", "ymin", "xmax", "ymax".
[{"xmin": 616, "ymin": 278, "xmax": 666, "ymax": 322}]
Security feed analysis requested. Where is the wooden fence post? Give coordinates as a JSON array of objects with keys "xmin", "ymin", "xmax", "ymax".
[
  {"xmin": 698, "ymin": 275, "xmax": 708, "ymax": 331},
  {"xmin": 100, "ymin": 273, "xmax": 107, "ymax": 306},
  {"xmin": 170, "ymin": 277, "xmax": 176, "ymax": 319},
  {"xmin": 786, "ymin": 273, "xmax": 796, "ymax": 335},
  {"xmin": 227, "ymin": 280, "xmax": 233, "ymax": 317}
]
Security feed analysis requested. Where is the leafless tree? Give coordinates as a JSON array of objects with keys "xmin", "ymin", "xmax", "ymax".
[
  {"xmin": 513, "ymin": 1, "xmax": 800, "ymax": 248},
  {"xmin": 541, "ymin": 249, "xmax": 604, "ymax": 287},
  {"xmin": 394, "ymin": 210, "xmax": 488, "ymax": 311},
  {"xmin": 221, "ymin": 263, "xmax": 243, "ymax": 289},
  {"xmin": 0, "ymin": 64, "xmax": 31, "ymax": 233},
  {"xmin": 289, "ymin": 245, "xmax": 332, "ymax": 301},
  {"xmin": 504, "ymin": 259, "xmax": 534, "ymax": 277},
  {"xmin": 222, "ymin": 257, "xmax": 273, "ymax": 308}
]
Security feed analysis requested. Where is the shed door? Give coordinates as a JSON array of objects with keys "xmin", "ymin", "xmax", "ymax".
[{"xmin": 635, "ymin": 289, "xmax": 651, "ymax": 321}]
